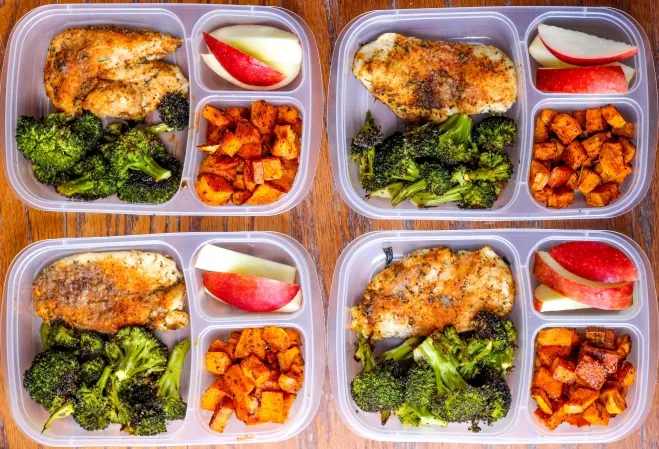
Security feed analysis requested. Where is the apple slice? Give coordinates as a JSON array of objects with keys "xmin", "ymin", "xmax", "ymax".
[
  {"xmin": 533, "ymin": 284, "xmax": 592, "ymax": 312},
  {"xmin": 203, "ymin": 32, "xmax": 285, "ymax": 87},
  {"xmin": 533, "ymin": 251, "xmax": 633, "ymax": 310},
  {"xmin": 536, "ymin": 66, "xmax": 627, "ymax": 94},
  {"xmin": 195, "ymin": 244, "xmax": 297, "ymax": 283},
  {"xmin": 202, "ymin": 53, "xmax": 299, "ymax": 91},
  {"xmin": 548, "ymin": 241, "xmax": 638, "ymax": 283},
  {"xmin": 538, "ymin": 24, "xmax": 638, "ymax": 65},
  {"xmin": 203, "ymin": 271, "xmax": 300, "ymax": 313}
]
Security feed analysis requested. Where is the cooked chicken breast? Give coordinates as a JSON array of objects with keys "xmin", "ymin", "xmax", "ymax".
[
  {"xmin": 353, "ymin": 33, "xmax": 518, "ymax": 123},
  {"xmin": 351, "ymin": 246, "xmax": 515, "ymax": 340},
  {"xmin": 33, "ymin": 251, "xmax": 189, "ymax": 334},
  {"xmin": 44, "ymin": 27, "xmax": 185, "ymax": 117}
]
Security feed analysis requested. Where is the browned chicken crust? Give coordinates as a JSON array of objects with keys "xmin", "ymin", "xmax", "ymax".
[{"xmin": 351, "ymin": 246, "xmax": 515, "ymax": 340}]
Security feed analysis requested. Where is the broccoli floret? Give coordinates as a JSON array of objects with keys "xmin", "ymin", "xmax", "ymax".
[
  {"xmin": 452, "ymin": 152, "xmax": 513, "ymax": 186},
  {"xmin": 16, "ymin": 114, "xmax": 87, "ymax": 172},
  {"xmin": 413, "ymin": 334, "xmax": 468, "ymax": 395},
  {"xmin": 56, "ymin": 154, "xmax": 117, "ymax": 200},
  {"xmin": 157, "ymin": 93, "xmax": 190, "ymax": 131},
  {"xmin": 403, "ymin": 360, "xmax": 437, "ymax": 408},
  {"xmin": 351, "ymin": 111, "xmax": 383, "ymax": 162},
  {"xmin": 70, "ymin": 112, "xmax": 103, "ymax": 152},
  {"xmin": 79, "ymin": 331, "xmax": 106, "ymax": 360},
  {"xmin": 392, "ymin": 163, "xmax": 456, "ymax": 206},
  {"xmin": 120, "ymin": 379, "xmax": 167, "ymax": 435},
  {"xmin": 80, "ymin": 358, "xmax": 107, "ymax": 387},
  {"xmin": 103, "ymin": 128, "xmax": 172, "ymax": 182},
  {"xmin": 458, "ymin": 182, "xmax": 498, "ymax": 209},
  {"xmin": 472, "ymin": 116, "xmax": 517, "ymax": 152},
  {"xmin": 47, "ymin": 320, "xmax": 79, "ymax": 350},
  {"xmin": 23, "ymin": 350, "xmax": 80, "ymax": 413},
  {"xmin": 158, "ymin": 339, "xmax": 190, "ymax": 420},
  {"xmin": 32, "ymin": 164, "xmax": 69, "ymax": 187},
  {"xmin": 117, "ymin": 150, "xmax": 182, "ymax": 204},
  {"xmin": 362, "ymin": 133, "xmax": 405, "ymax": 192},
  {"xmin": 402, "ymin": 122, "xmax": 443, "ymax": 159},
  {"xmin": 395, "ymin": 403, "xmax": 448, "ymax": 427},
  {"xmin": 102, "ymin": 123, "xmax": 128, "ymax": 143},
  {"xmin": 433, "ymin": 114, "xmax": 479, "ymax": 166},
  {"xmin": 467, "ymin": 312, "xmax": 517, "ymax": 377}
]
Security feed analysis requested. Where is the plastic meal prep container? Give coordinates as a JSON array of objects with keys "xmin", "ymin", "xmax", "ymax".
[
  {"xmin": 328, "ymin": 230, "xmax": 658, "ymax": 444},
  {"xmin": 2, "ymin": 232, "xmax": 325, "ymax": 446},
  {"xmin": 1, "ymin": 4, "xmax": 323, "ymax": 216},
  {"xmin": 328, "ymin": 7, "xmax": 658, "ymax": 220}
]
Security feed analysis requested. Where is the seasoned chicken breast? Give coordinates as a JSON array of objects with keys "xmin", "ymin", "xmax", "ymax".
[
  {"xmin": 353, "ymin": 33, "xmax": 518, "ymax": 123},
  {"xmin": 351, "ymin": 246, "xmax": 515, "ymax": 340},
  {"xmin": 44, "ymin": 27, "xmax": 185, "ymax": 117},
  {"xmin": 33, "ymin": 251, "xmax": 188, "ymax": 334}
]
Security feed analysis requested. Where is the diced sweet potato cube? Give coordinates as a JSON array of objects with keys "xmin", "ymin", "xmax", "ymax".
[
  {"xmin": 533, "ymin": 367, "xmax": 564, "ymax": 400},
  {"xmin": 199, "ymin": 155, "xmax": 243, "ymax": 182},
  {"xmin": 615, "ymin": 361, "xmax": 636, "ymax": 387},
  {"xmin": 197, "ymin": 142, "xmax": 221, "ymax": 155},
  {"xmin": 534, "ymin": 407, "xmax": 553, "ymax": 429},
  {"xmin": 251, "ymin": 100, "xmax": 279, "ymax": 135},
  {"xmin": 585, "ymin": 183, "xmax": 621, "ymax": 207},
  {"xmin": 283, "ymin": 393, "xmax": 296, "ymax": 420},
  {"xmin": 235, "ymin": 328, "xmax": 267, "ymax": 360},
  {"xmin": 532, "ymin": 187, "xmax": 553, "ymax": 206},
  {"xmin": 206, "ymin": 351, "xmax": 233, "ymax": 375},
  {"xmin": 203, "ymin": 105, "xmax": 234, "ymax": 129},
  {"xmin": 581, "ymin": 131, "xmax": 611, "ymax": 159},
  {"xmin": 583, "ymin": 402, "xmax": 610, "ymax": 426},
  {"xmin": 551, "ymin": 358, "xmax": 577, "ymax": 384},
  {"xmin": 232, "ymin": 190, "xmax": 252, "ymax": 205},
  {"xmin": 209, "ymin": 339, "xmax": 237, "ymax": 361},
  {"xmin": 235, "ymin": 120, "xmax": 261, "ymax": 146},
  {"xmin": 546, "ymin": 406, "xmax": 568, "ymax": 431},
  {"xmin": 226, "ymin": 107, "xmax": 249, "ymax": 121},
  {"xmin": 585, "ymin": 108, "xmax": 607, "ymax": 134},
  {"xmin": 600, "ymin": 142, "xmax": 631, "ymax": 184},
  {"xmin": 564, "ymin": 387, "xmax": 600, "ymax": 414},
  {"xmin": 238, "ymin": 143, "xmax": 263, "ymax": 159},
  {"xmin": 537, "ymin": 345, "xmax": 572, "ymax": 367},
  {"xmin": 562, "ymin": 141, "xmax": 588, "ymax": 170},
  {"xmin": 285, "ymin": 328, "xmax": 302, "ymax": 346},
  {"xmin": 225, "ymin": 364, "xmax": 255, "ymax": 397},
  {"xmin": 565, "ymin": 413, "xmax": 591, "ymax": 427},
  {"xmin": 196, "ymin": 174, "xmax": 234, "ymax": 206},
  {"xmin": 577, "ymin": 168, "xmax": 601, "ymax": 194},
  {"xmin": 245, "ymin": 183, "xmax": 286, "ymax": 205},
  {"xmin": 538, "ymin": 328, "xmax": 577, "ymax": 347},
  {"xmin": 547, "ymin": 166, "xmax": 574, "ymax": 188},
  {"xmin": 272, "ymin": 125, "xmax": 300, "ymax": 159},
  {"xmin": 599, "ymin": 387, "xmax": 627, "ymax": 415},
  {"xmin": 550, "ymin": 138, "xmax": 566, "ymax": 162},
  {"xmin": 601, "ymin": 104, "xmax": 627, "ymax": 128},
  {"xmin": 218, "ymin": 129, "xmax": 243, "ymax": 157},
  {"xmin": 263, "ymin": 326, "xmax": 290, "ymax": 352},
  {"xmin": 548, "ymin": 184, "xmax": 574, "ymax": 207},
  {"xmin": 535, "ymin": 109, "xmax": 558, "ymax": 143},
  {"xmin": 278, "ymin": 346, "xmax": 304, "ymax": 372},
  {"xmin": 551, "ymin": 113, "xmax": 583, "ymax": 144},
  {"xmin": 251, "ymin": 160, "xmax": 265, "ymax": 185},
  {"xmin": 604, "ymin": 380, "xmax": 628, "ymax": 398},
  {"xmin": 260, "ymin": 391, "xmax": 285, "ymax": 423},
  {"xmin": 233, "ymin": 173, "xmax": 246, "ymax": 191},
  {"xmin": 616, "ymin": 334, "xmax": 632, "ymax": 358},
  {"xmin": 613, "ymin": 122, "xmax": 634, "ymax": 139},
  {"xmin": 580, "ymin": 344, "xmax": 620, "ymax": 374},
  {"xmin": 530, "ymin": 160, "xmax": 551, "ymax": 191},
  {"xmin": 575, "ymin": 354, "xmax": 608, "ymax": 390},
  {"xmin": 585, "ymin": 327, "xmax": 617, "ymax": 349},
  {"xmin": 572, "ymin": 110, "xmax": 587, "ymax": 128},
  {"xmin": 243, "ymin": 162, "xmax": 257, "ymax": 192},
  {"xmin": 262, "ymin": 157, "xmax": 284, "ymax": 180},
  {"xmin": 277, "ymin": 105, "xmax": 300, "ymax": 125},
  {"xmin": 533, "ymin": 142, "xmax": 560, "ymax": 161},
  {"xmin": 209, "ymin": 398, "xmax": 235, "ymax": 433},
  {"xmin": 278, "ymin": 370, "xmax": 304, "ymax": 394},
  {"xmin": 241, "ymin": 355, "xmax": 271, "ymax": 387},
  {"xmin": 207, "ymin": 124, "xmax": 221, "ymax": 141},
  {"xmin": 235, "ymin": 394, "xmax": 260, "ymax": 423},
  {"xmin": 262, "ymin": 369, "xmax": 282, "ymax": 392},
  {"xmin": 531, "ymin": 387, "xmax": 553, "ymax": 414},
  {"xmin": 566, "ymin": 171, "xmax": 579, "ymax": 190},
  {"xmin": 201, "ymin": 377, "xmax": 231, "ymax": 411},
  {"xmin": 619, "ymin": 137, "xmax": 636, "ymax": 164}
]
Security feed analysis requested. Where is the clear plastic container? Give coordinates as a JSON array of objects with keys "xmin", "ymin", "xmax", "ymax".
[
  {"xmin": 2, "ymin": 232, "xmax": 325, "ymax": 446},
  {"xmin": 328, "ymin": 7, "xmax": 658, "ymax": 220},
  {"xmin": 328, "ymin": 230, "xmax": 657, "ymax": 443},
  {"xmin": 1, "ymin": 4, "xmax": 323, "ymax": 216}
]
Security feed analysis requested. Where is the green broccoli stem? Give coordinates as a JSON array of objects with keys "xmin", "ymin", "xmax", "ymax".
[
  {"xmin": 459, "ymin": 341, "xmax": 492, "ymax": 379},
  {"xmin": 130, "ymin": 157, "xmax": 172, "ymax": 181},
  {"xmin": 392, "ymin": 179, "xmax": 427, "ymax": 206},
  {"xmin": 57, "ymin": 175, "xmax": 94, "ymax": 196},
  {"xmin": 381, "ymin": 336, "xmax": 423, "ymax": 362},
  {"xmin": 40, "ymin": 323, "xmax": 51, "ymax": 350},
  {"xmin": 158, "ymin": 339, "xmax": 190, "ymax": 399},
  {"xmin": 42, "ymin": 402, "xmax": 74, "ymax": 433},
  {"xmin": 412, "ymin": 184, "xmax": 471, "ymax": 207},
  {"xmin": 354, "ymin": 333, "xmax": 376, "ymax": 373},
  {"xmin": 367, "ymin": 182, "xmax": 404, "ymax": 200},
  {"xmin": 415, "ymin": 338, "xmax": 469, "ymax": 395},
  {"xmin": 145, "ymin": 123, "xmax": 174, "ymax": 135}
]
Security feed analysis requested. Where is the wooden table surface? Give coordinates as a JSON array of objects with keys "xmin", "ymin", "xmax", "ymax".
[{"xmin": 0, "ymin": 0, "xmax": 657, "ymax": 448}]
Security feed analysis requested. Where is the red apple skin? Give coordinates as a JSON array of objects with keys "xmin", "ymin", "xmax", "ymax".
[
  {"xmin": 202, "ymin": 271, "xmax": 300, "ymax": 313},
  {"xmin": 548, "ymin": 241, "xmax": 638, "ymax": 283},
  {"xmin": 203, "ymin": 32, "xmax": 285, "ymax": 87},
  {"xmin": 533, "ymin": 295, "xmax": 543, "ymax": 313},
  {"xmin": 533, "ymin": 253, "xmax": 634, "ymax": 310},
  {"xmin": 536, "ymin": 66, "xmax": 627, "ymax": 94},
  {"xmin": 540, "ymin": 38, "xmax": 637, "ymax": 66}
]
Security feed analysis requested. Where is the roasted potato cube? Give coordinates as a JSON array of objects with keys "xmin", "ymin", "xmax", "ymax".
[
  {"xmin": 285, "ymin": 328, "xmax": 302, "ymax": 347},
  {"xmin": 565, "ymin": 413, "xmax": 591, "ymax": 427},
  {"xmin": 616, "ymin": 334, "xmax": 632, "ymax": 358},
  {"xmin": 199, "ymin": 155, "xmax": 243, "ymax": 182},
  {"xmin": 251, "ymin": 160, "xmax": 265, "ymax": 185},
  {"xmin": 535, "ymin": 109, "xmax": 559, "ymax": 143},
  {"xmin": 207, "ymin": 124, "xmax": 221, "ymax": 141},
  {"xmin": 551, "ymin": 358, "xmax": 577, "ymax": 384},
  {"xmin": 585, "ymin": 108, "xmax": 607, "ymax": 134},
  {"xmin": 564, "ymin": 387, "xmax": 600, "ymax": 414},
  {"xmin": 532, "ymin": 187, "xmax": 554, "ymax": 206},
  {"xmin": 585, "ymin": 327, "xmax": 617, "ymax": 349},
  {"xmin": 537, "ymin": 345, "xmax": 572, "ymax": 366},
  {"xmin": 613, "ymin": 122, "xmax": 634, "ymax": 139},
  {"xmin": 601, "ymin": 104, "xmax": 627, "ymax": 129},
  {"xmin": 278, "ymin": 370, "xmax": 304, "ymax": 394},
  {"xmin": 585, "ymin": 183, "xmax": 621, "ymax": 207},
  {"xmin": 562, "ymin": 141, "xmax": 588, "ymax": 170},
  {"xmin": 197, "ymin": 142, "xmax": 221, "ymax": 155},
  {"xmin": 619, "ymin": 137, "xmax": 636, "ymax": 164},
  {"xmin": 272, "ymin": 125, "xmax": 300, "ymax": 159},
  {"xmin": 572, "ymin": 110, "xmax": 587, "ymax": 129},
  {"xmin": 203, "ymin": 105, "xmax": 234, "ymax": 129},
  {"xmin": 599, "ymin": 387, "xmax": 627, "ymax": 415},
  {"xmin": 581, "ymin": 131, "xmax": 611, "ymax": 159},
  {"xmin": 550, "ymin": 138, "xmax": 566, "ymax": 162},
  {"xmin": 565, "ymin": 171, "xmax": 579, "ymax": 190},
  {"xmin": 262, "ymin": 157, "xmax": 284, "ymax": 180},
  {"xmin": 243, "ymin": 162, "xmax": 257, "ymax": 192},
  {"xmin": 225, "ymin": 364, "xmax": 255, "ymax": 397},
  {"xmin": 276, "ymin": 105, "xmax": 300, "ymax": 125},
  {"xmin": 201, "ymin": 377, "xmax": 231, "ymax": 411},
  {"xmin": 238, "ymin": 143, "xmax": 263, "ymax": 159},
  {"xmin": 551, "ymin": 113, "xmax": 583, "ymax": 144},
  {"xmin": 232, "ymin": 190, "xmax": 252, "ymax": 206},
  {"xmin": 531, "ymin": 387, "xmax": 553, "ymax": 414},
  {"xmin": 278, "ymin": 346, "xmax": 304, "ymax": 372},
  {"xmin": 538, "ymin": 328, "xmax": 578, "ymax": 347},
  {"xmin": 196, "ymin": 174, "xmax": 234, "ymax": 206},
  {"xmin": 226, "ymin": 107, "xmax": 249, "ymax": 121},
  {"xmin": 206, "ymin": 351, "xmax": 233, "ymax": 375},
  {"xmin": 545, "ymin": 404, "xmax": 568, "ymax": 431},
  {"xmin": 547, "ymin": 166, "xmax": 574, "ymax": 188},
  {"xmin": 260, "ymin": 391, "xmax": 285, "ymax": 423},
  {"xmin": 583, "ymin": 402, "xmax": 610, "ymax": 426},
  {"xmin": 251, "ymin": 100, "xmax": 279, "ymax": 135},
  {"xmin": 533, "ymin": 142, "xmax": 561, "ymax": 161},
  {"xmin": 217, "ymin": 129, "xmax": 243, "ymax": 157},
  {"xmin": 575, "ymin": 354, "xmax": 608, "ymax": 390},
  {"xmin": 533, "ymin": 367, "xmax": 564, "ymax": 400},
  {"xmin": 209, "ymin": 339, "xmax": 237, "ymax": 361},
  {"xmin": 600, "ymin": 142, "xmax": 631, "ymax": 184},
  {"xmin": 534, "ymin": 407, "xmax": 553, "ymax": 430},
  {"xmin": 615, "ymin": 361, "xmax": 636, "ymax": 387},
  {"xmin": 235, "ymin": 328, "xmax": 267, "ymax": 360},
  {"xmin": 235, "ymin": 120, "xmax": 261, "ymax": 146},
  {"xmin": 209, "ymin": 398, "xmax": 235, "ymax": 433},
  {"xmin": 235, "ymin": 394, "xmax": 260, "ymax": 423},
  {"xmin": 576, "ymin": 168, "xmax": 602, "ymax": 194},
  {"xmin": 263, "ymin": 326, "xmax": 290, "ymax": 352},
  {"xmin": 530, "ymin": 160, "xmax": 551, "ymax": 191},
  {"xmin": 241, "ymin": 355, "xmax": 271, "ymax": 387},
  {"xmin": 548, "ymin": 185, "xmax": 575, "ymax": 209},
  {"xmin": 283, "ymin": 393, "xmax": 296, "ymax": 420},
  {"xmin": 580, "ymin": 344, "xmax": 620, "ymax": 374},
  {"xmin": 245, "ymin": 183, "xmax": 286, "ymax": 205},
  {"xmin": 262, "ymin": 369, "xmax": 282, "ymax": 392},
  {"xmin": 233, "ymin": 173, "xmax": 246, "ymax": 191}
]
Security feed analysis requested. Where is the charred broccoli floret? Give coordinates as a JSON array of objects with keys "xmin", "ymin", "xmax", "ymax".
[
  {"xmin": 156, "ymin": 93, "xmax": 190, "ymax": 131},
  {"xmin": 23, "ymin": 350, "xmax": 80, "ymax": 413},
  {"xmin": 79, "ymin": 330, "xmax": 106, "ymax": 360},
  {"xmin": 157, "ymin": 339, "xmax": 190, "ymax": 420},
  {"xmin": 466, "ymin": 312, "xmax": 517, "ymax": 377},
  {"xmin": 56, "ymin": 154, "xmax": 117, "ymax": 200},
  {"xmin": 120, "ymin": 379, "xmax": 167, "ymax": 435},
  {"xmin": 406, "ymin": 114, "xmax": 478, "ymax": 166},
  {"xmin": 390, "ymin": 163, "xmax": 455, "ymax": 206},
  {"xmin": 80, "ymin": 358, "xmax": 107, "ymax": 387},
  {"xmin": 411, "ymin": 182, "xmax": 497, "ymax": 209},
  {"xmin": 451, "ymin": 152, "xmax": 513, "ymax": 186},
  {"xmin": 70, "ymin": 112, "xmax": 103, "ymax": 152},
  {"xmin": 472, "ymin": 116, "xmax": 517, "ymax": 152},
  {"xmin": 117, "ymin": 150, "xmax": 182, "ymax": 204},
  {"xmin": 102, "ymin": 128, "xmax": 172, "ymax": 183},
  {"xmin": 32, "ymin": 164, "xmax": 69, "ymax": 187},
  {"xmin": 351, "ymin": 111, "xmax": 383, "ymax": 161},
  {"xmin": 47, "ymin": 320, "xmax": 79, "ymax": 350}
]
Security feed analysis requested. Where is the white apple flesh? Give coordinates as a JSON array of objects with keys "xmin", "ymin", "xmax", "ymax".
[
  {"xmin": 533, "ymin": 284, "xmax": 592, "ymax": 312},
  {"xmin": 195, "ymin": 244, "xmax": 297, "ymax": 283},
  {"xmin": 202, "ymin": 53, "xmax": 300, "ymax": 91}
]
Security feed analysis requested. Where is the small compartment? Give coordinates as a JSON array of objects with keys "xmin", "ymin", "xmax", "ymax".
[
  {"xmin": 190, "ymin": 238, "xmax": 306, "ymax": 321},
  {"xmin": 194, "ymin": 324, "xmax": 309, "ymax": 439},
  {"xmin": 524, "ymin": 98, "xmax": 644, "ymax": 213}
]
